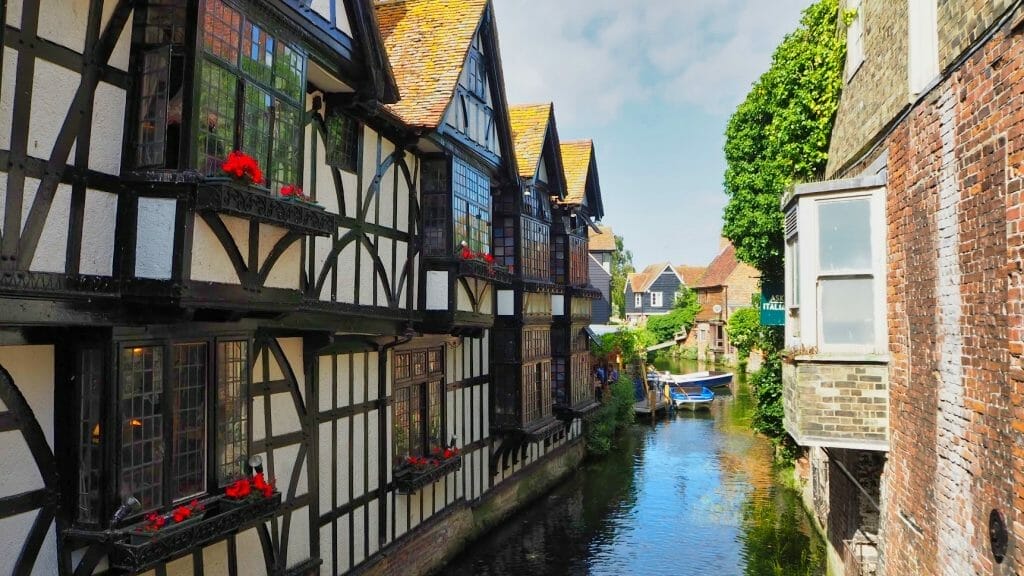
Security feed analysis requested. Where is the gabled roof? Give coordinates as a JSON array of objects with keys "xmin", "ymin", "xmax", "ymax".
[
  {"xmin": 588, "ymin": 225, "xmax": 616, "ymax": 252},
  {"xmin": 588, "ymin": 253, "xmax": 612, "ymax": 279},
  {"xmin": 697, "ymin": 243, "xmax": 739, "ymax": 288},
  {"xmin": 374, "ymin": 0, "xmax": 487, "ymax": 128},
  {"xmin": 509, "ymin": 104, "xmax": 551, "ymax": 179},
  {"xmin": 561, "ymin": 140, "xmax": 594, "ymax": 204},
  {"xmin": 348, "ymin": 0, "xmax": 401, "ymax": 103},
  {"xmin": 627, "ymin": 262, "xmax": 678, "ymax": 294},
  {"xmin": 675, "ymin": 265, "xmax": 706, "ymax": 287}
]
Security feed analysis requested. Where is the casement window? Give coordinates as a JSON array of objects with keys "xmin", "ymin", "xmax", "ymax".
[
  {"xmin": 325, "ymin": 110, "xmax": 361, "ymax": 173},
  {"xmin": 453, "ymin": 158, "xmax": 492, "ymax": 254},
  {"xmin": 650, "ymin": 292, "xmax": 663, "ymax": 307},
  {"xmin": 845, "ymin": 0, "xmax": 864, "ymax": 80},
  {"xmin": 785, "ymin": 184, "xmax": 886, "ymax": 353},
  {"xmin": 521, "ymin": 216, "xmax": 550, "ymax": 281},
  {"xmin": 392, "ymin": 348, "xmax": 445, "ymax": 466},
  {"xmin": 569, "ymin": 235, "xmax": 588, "ymax": 286},
  {"xmin": 522, "ymin": 328, "xmax": 552, "ymax": 425},
  {"xmin": 908, "ymin": 0, "xmax": 938, "ymax": 95},
  {"xmin": 195, "ymin": 0, "xmax": 305, "ymax": 192},
  {"xmin": 634, "ymin": 293, "xmax": 643, "ymax": 308},
  {"xmin": 713, "ymin": 325, "xmax": 725, "ymax": 350},
  {"xmin": 422, "ymin": 156, "xmax": 492, "ymax": 257},
  {"xmin": 132, "ymin": 2, "xmax": 189, "ymax": 169},
  {"xmin": 75, "ymin": 335, "xmax": 250, "ymax": 523}
]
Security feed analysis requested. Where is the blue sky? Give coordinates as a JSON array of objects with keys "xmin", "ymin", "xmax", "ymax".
[{"xmin": 491, "ymin": 0, "xmax": 809, "ymax": 268}]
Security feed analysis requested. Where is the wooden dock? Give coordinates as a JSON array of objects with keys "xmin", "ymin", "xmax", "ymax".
[{"xmin": 634, "ymin": 397, "xmax": 670, "ymax": 416}]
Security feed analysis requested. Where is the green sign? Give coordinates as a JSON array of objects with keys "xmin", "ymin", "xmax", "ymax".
[{"xmin": 760, "ymin": 282, "xmax": 785, "ymax": 326}]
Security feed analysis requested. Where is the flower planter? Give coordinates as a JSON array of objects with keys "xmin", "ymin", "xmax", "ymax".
[
  {"xmin": 109, "ymin": 492, "xmax": 281, "ymax": 572},
  {"xmin": 393, "ymin": 455, "xmax": 462, "ymax": 494},
  {"xmin": 195, "ymin": 180, "xmax": 334, "ymax": 236}
]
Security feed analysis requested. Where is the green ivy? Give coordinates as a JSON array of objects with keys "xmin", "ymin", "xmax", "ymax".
[
  {"xmin": 721, "ymin": 0, "xmax": 845, "ymax": 454},
  {"xmin": 726, "ymin": 307, "xmax": 761, "ymax": 362}
]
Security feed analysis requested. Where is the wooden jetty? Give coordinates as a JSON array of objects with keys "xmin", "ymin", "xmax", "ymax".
[{"xmin": 634, "ymin": 396, "xmax": 670, "ymax": 416}]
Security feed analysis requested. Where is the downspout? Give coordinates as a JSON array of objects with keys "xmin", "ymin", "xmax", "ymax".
[{"xmin": 375, "ymin": 326, "xmax": 416, "ymax": 549}]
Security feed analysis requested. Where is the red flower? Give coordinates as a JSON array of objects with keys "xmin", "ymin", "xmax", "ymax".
[
  {"xmin": 443, "ymin": 448, "xmax": 453, "ymax": 459},
  {"xmin": 281, "ymin": 184, "xmax": 302, "ymax": 198},
  {"xmin": 253, "ymin": 472, "xmax": 275, "ymax": 498},
  {"xmin": 483, "ymin": 253, "xmax": 494, "ymax": 264},
  {"xmin": 171, "ymin": 505, "xmax": 192, "ymax": 523},
  {"xmin": 221, "ymin": 151, "xmax": 264, "ymax": 185},
  {"xmin": 460, "ymin": 247, "xmax": 473, "ymax": 260},
  {"xmin": 225, "ymin": 478, "xmax": 252, "ymax": 500}
]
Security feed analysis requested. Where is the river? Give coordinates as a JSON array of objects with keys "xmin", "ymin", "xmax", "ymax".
[{"xmin": 442, "ymin": 358, "xmax": 825, "ymax": 576}]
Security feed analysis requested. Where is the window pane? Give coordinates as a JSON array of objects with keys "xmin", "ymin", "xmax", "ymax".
[
  {"xmin": 136, "ymin": 48, "xmax": 170, "ymax": 167},
  {"xmin": 171, "ymin": 343, "xmax": 207, "ymax": 501},
  {"xmin": 273, "ymin": 43, "xmax": 304, "ymax": 102},
  {"xmin": 242, "ymin": 83, "xmax": 273, "ymax": 170},
  {"xmin": 120, "ymin": 346, "xmax": 164, "ymax": 511},
  {"xmin": 241, "ymin": 21, "xmax": 274, "ymax": 86},
  {"xmin": 818, "ymin": 198, "xmax": 872, "ymax": 272},
  {"xmin": 78, "ymin": 348, "xmax": 104, "ymax": 523},
  {"xmin": 196, "ymin": 61, "xmax": 238, "ymax": 175},
  {"xmin": 325, "ymin": 112, "xmax": 359, "ymax": 173},
  {"xmin": 203, "ymin": 0, "xmax": 241, "ymax": 64},
  {"xmin": 393, "ymin": 387, "xmax": 409, "ymax": 464},
  {"xmin": 821, "ymin": 277, "xmax": 874, "ymax": 345},
  {"xmin": 216, "ymin": 341, "xmax": 249, "ymax": 485},
  {"xmin": 409, "ymin": 385, "xmax": 422, "ymax": 457},
  {"xmin": 144, "ymin": 1, "xmax": 188, "ymax": 45},
  {"xmin": 453, "ymin": 158, "xmax": 491, "ymax": 254},
  {"xmin": 428, "ymin": 380, "xmax": 443, "ymax": 452},
  {"xmin": 269, "ymin": 102, "xmax": 302, "ymax": 193}
]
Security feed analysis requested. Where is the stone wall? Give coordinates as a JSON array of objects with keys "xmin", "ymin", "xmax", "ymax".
[
  {"xmin": 352, "ymin": 440, "xmax": 586, "ymax": 576},
  {"xmin": 782, "ymin": 359, "xmax": 888, "ymax": 449},
  {"xmin": 882, "ymin": 8, "xmax": 1024, "ymax": 575}
]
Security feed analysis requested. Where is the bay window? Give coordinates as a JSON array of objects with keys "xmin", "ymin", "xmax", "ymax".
[
  {"xmin": 422, "ymin": 156, "xmax": 493, "ymax": 257},
  {"xmin": 76, "ymin": 333, "xmax": 251, "ymax": 524},
  {"xmin": 784, "ymin": 181, "xmax": 886, "ymax": 353}
]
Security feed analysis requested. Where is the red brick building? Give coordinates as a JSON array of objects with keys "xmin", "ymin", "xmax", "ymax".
[{"xmin": 783, "ymin": 1, "xmax": 1024, "ymax": 574}]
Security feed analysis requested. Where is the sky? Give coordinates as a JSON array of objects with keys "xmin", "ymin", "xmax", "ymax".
[{"xmin": 490, "ymin": 0, "xmax": 810, "ymax": 269}]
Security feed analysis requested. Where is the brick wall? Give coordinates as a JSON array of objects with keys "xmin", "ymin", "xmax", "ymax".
[
  {"xmin": 937, "ymin": 0, "xmax": 1014, "ymax": 69},
  {"xmin": 782, "ymin": 360, "xmax": 888, "ymax": 448},
  {"xmin": 724, "ymin": 262, "xmax": 760, "ymax": 311},
  {"xmin": 882, "ymin": 10, "xmax": 1024, "ymax": 575}
]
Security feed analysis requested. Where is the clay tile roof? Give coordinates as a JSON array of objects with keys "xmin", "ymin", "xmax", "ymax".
[
  {"xmin": 627, "ymin": 272, "xmax": 647, "ymax": 293},
  {"xmin": 560, "ymin": 140, "xmax": 593, "ymax": 205},
  {"xmin": 588, "ymin": 225, "xmax": 616, "ymax": 252},
  {"xmin": 628, "ymin": 262, "xmax": 672, "ymax": 293},
  {"xmin": 697, "ymin": 243, "xmax": 739, "ymax": 288},
  {"xmin": 375, "ymin": 0, "xmax": 487, "ymax": 128},
  {"xmin": 509, "ymin": 104, "xmax": 551, "ymax": 178},
  {"xmin": 674, "ymin": 265, "xmax": 706, "ymax": 287}
]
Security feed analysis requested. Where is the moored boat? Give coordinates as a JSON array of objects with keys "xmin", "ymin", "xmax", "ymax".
[
  {"xmin": 656, "ymin": 370, "xmax": 733, "ymax": 389},
  {"xmin": 669, "ymin": 386, "xmax": 715, "ymax": 410}
]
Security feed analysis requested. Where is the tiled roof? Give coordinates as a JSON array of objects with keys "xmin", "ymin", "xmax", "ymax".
[
  {"xmin": 560, "ymin": 140, "xmax": 593, "ymax": 205},
  {"xmin": 628, "ymin": 262, "xmax": 671, "ymax": 293},
  {"xmin": 697, "ymin": 243, "xmax": 739, "ymax": 288},
  {"xmin": 675, "ymin": 265, "xmax": 706, "ymax": 287},
  {"xmin": 374, "ymin": 0, "xmax": 487, "ymax": 128},
  {"xmin": 588, "ymin": 225, "xmax": 616, "ymax": 252},
  {"xmin": 509, "ymin": 104, "xmax": 551, "ymax": 179}
]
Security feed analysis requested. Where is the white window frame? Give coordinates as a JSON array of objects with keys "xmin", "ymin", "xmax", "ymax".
[
  {"xmin": 634, "ymin": 293, "xmax": 643, "ymax": 308},
  {"xmin": 845, "ymin": 0, "xmax": 865, "ymax": 80},
  {"xmin": 787, "ymin": 185, "xmax": 887, "ymax": 354},
  {"xmin": 908, "ymin": 0, "xmax": 938, "ymax": 96},
  {"xmin": 650, "ymin": 292, "xmax": 663, "ymax": 307}
]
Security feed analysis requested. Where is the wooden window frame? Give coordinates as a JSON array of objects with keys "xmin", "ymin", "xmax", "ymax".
[{"xmin": 392, "ymin": 347, "xmax": 446, "ymax": 466}]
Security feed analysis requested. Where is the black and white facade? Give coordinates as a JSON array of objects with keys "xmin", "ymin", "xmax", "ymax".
[{"xmin": 0, "ymin": 1, "xmax": 607, "ymax": 574}]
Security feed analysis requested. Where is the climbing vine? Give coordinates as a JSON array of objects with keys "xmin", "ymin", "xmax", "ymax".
[{"xmin": 721, "ymin": 0, "xmax": 845, "ymax": 452}]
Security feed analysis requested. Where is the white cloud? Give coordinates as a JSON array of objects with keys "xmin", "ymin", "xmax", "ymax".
[{"xmin": 491, "ymin": 0, "xmax": 809, "ymax": 125}]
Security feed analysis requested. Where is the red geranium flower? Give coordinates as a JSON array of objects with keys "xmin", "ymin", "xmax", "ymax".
[
  {"xmin": 461, "ymin": 247, "xmax": 473, "ymax": 260},
  {"xmin": 483, "ymin": 253, "xmax": 494, "ymax": 264},
  {"xmin": 222, "ymin": 151, "xmax": 264, "ymax": 185},
  {"xmin": 225, "ymin": 478, "xmax": 252, "ymax": 500},
  {"xmin": 253, "ymin": 472, "xmax": 275, "ymax": 498},
  {"xmin": 281, "ymin": 184, "xmax": 302, "ymax": 198},
  {"xmin": 443, "ymin": 448, "xmax": 453, "ymax": 459},
  {"xmin": 171, "ymin": 505, "xmax": 192, "ymax": 523}
]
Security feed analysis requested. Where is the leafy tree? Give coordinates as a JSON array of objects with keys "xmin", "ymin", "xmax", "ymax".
[
  {"xmin": 721, "ymin": 0, "xmax": 845, "ymax": 454},
  {"xmin": 726, "ymin": 307, "xmax": 761, "ymax": 362},
  {"xmin": 609, "ymin": 235, "xmax": 634, "ymax": 317},
  {"xmin": 645, "ymin": 287, "xmax": 702, "ymax": 343}
]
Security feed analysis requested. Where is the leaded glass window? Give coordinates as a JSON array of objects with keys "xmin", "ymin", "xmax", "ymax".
[
  {"xmin": 120, "ymin": 346, "xmax": 165, "ymax": 511},
  {"xmin": 170, "ymin": 343, "xmax": 207, "ymax": 501},
  {"xmin": 325, "ymin": 111, "xmax": 360, "ymax": 172},
  {"xmin": 196, "ymin": 0, "xmax": 305, "ymax": 193},
  {"xmin": 521, "ymin": 216, "xmax": 550, "ymax": 281},
  {"xmin": 77, "ymin": 348, "xmax": 104, "ymax": 523},
  {"xmin": 392, "ymin": 347, "xmax": 445, "ymax": 466},
  {"xmin": 216, "ymin": 340, "xmax": 248, "ymax": 485},
  {"xmin": 453, "ymin": 158, "xmax": 491, "ymax": 254},
  {"xmin": 132, "ymin": 1, "xmax": 187, "ymax": 168}
]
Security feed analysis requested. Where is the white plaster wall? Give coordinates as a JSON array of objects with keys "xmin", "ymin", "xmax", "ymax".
[
  {"xmin": 342, "ymin": 168, "xmax": 358, "ymax": 220},
  {"xmin": 352, "ymin": 352, "xmax": 366, "ymax": 405},
  {"xmin": 79, "ymin": 189, "xmax": 117, "ymax": 276},
  {"xmin": 358, "ymin": 244, "xmax": 374, "ymax": 307},
  {"xmin": 319, "ymin": 525, "xmax": 334, "ymax": 576},
  {"xmin": 377, "ymin": 139, "xmax": 396, "ymax": 229},
  {"xmin": 106, "ymin": 6, "xmax": 133, "ymax": 71},
  {"xmin": 251, "ymin": 397, "xmax": 265, "ymax": 442},
  {"xmin": 366, "ymin": 351, "xmax": 379, "ymax": 402},
  {"xmin": 309, "ymin": 0, "xmax": 351, "ymax": 36},
  {"xmin": 6, "ymin": 0, "xmax": 21, "ymax": 27},
  {"xmin": 426, "ymin": 271, "xmax": 448, "ymax": 310},
  {"xmin": 0, "ymin": 513, "xmax": 57, "ymax": 576},
  {"xmin": 336, "ymin": 419, "xmax": 351, "ymax": 505},
  {"xmin": 164, "ymin": 553, "xmax": 192, "ymax": 576},
  {"xmin": 456, "ymin": 282, "xmax": 474, "ymax": 313},
  {"xmin": 352, "ymin": 413, "xmax": 365, "ymax": 498},
  {"xmin": 0, "ymin": 346, "xmax": 55, "ymax": 448},
  {"xmin": 29, "ymin": 60, "xmax": 78, "ymax": 162},
  {"xmin": 275, "ymin": 442, "xmax": 306, "ymax": 497},
  {"xmin": 259, "ymin": 225, "xmax": 301, "ymax": 290},
  {"xmin": 337, "ymin": 353, "xmax": 351, "ymax": 408},
  {"xmin": 135, "ymin": 197, "xmax": 177, "ymax": 279},
  {"xmin": 360, "ymin": 127, "xmax": 377, "ymax": 223},
  {"xmin": 25, "ymin": 183, "xmax": 71, "ymax": 273},
  {"xmin": 395, "ymin": 155, "xmax": 412, "ymax": 233},
  {"xmin": 37, "ymin": 0, "xmax": 88, "ymax": 52},
  {"xmin": 378, "ymin": 238, "xmax": 394, "ymax": 302},
  {"xmin": 201, "ymin": 541, "xmax": 230, "ymax": 575},
  {"xmin": 270, "ymin": 392, "xmax": 301, "ymax": 435},
  {"xmin": 314, "ymin": 235, "xmax": 333, "ymax": 301},
  {"xmin": 336, "ymin": 236, "xmax": 356, "ymax": 304},
  {"xmin": 0, "ymin": 48, "xmax": 17, "ymax": 150},
  {"xmin": 366, "ymin": 409, "xmax": 379, "ymax": 491},
  {"xmin": 89, "ymin": 82, "xmax": 125, "ymax": 174},
  {"xmin": 552, "ymin": 294, "xmax": 565, "ymax": 316},
  {"xmin": 318, "ymin": 357, "xmax": 333, "ymax": 412},
  {"xmin": 337, "ymin": 512, "xmax": 351, "ymax": 569},
  {"xmin": 287, "ymin": 506, "xmax": 311, "ymax": 566},
  {"xmin": 234, "ymin": 528, "xmax": 265, "ymax": 575},
  {"xmin": 352, "ymin": 506, "xmax": 366, "ymax": 565},
  {"xmin": 190, "ymin": 215, "xmax": 244, "ymax": 284},
  {"xmin": 497, "ymin": 289, "xmax": 514, "ymax": 315},
  {"xmin": 395, "ymin": 239, "xmax": 409, "ymax": 304}
]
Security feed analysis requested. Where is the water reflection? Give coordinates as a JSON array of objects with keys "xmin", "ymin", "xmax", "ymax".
[{"xmin": 443, "ymin": 359, "xmax": 824, "ymax": 576}]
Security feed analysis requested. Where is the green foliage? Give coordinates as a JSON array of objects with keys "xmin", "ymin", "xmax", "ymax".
[
  {"xmin": 722, "ymin": 0, "xmax": 846, "ymax": 280},
  {"xmin": 586, "ymin": 378, "xmax": 637, "ymax": 456},
  {"xmin": 590, "ymin": 327, "xmax": 655, "ymax": 365},
  {"xmin": 726, "ymin": 307, "xmax": 762, "ymax": 362},
  {"xmin": 722, "ymin": 0, "xmax": 844, "ymax": 450},
  {"xmin": 609, "ymin": 235, "xmax": 634, "ymax": 317},
  {"xmin": 645, "ymin": 287, "xmax": 701, "ymax": 343}
]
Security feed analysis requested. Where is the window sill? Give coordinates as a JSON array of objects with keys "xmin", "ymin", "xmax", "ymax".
[
  {"xmin": 66, "ymin": 492, "xmax": 281, "ymax": 572},
  {"xmin": 456, "ymin": 258, "xmax": 514, "ymax": 285},
  {"xmin": 393, "ymin": 455, "xmax": 463, "ymax": 494},
  {"xmin": 196, "ymin": 179, "xmax": 334, "ymax": 237}
]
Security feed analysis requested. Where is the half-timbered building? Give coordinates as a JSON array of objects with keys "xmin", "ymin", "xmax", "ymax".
[{"xmin": 0, "ymin": 0, "xmax": 609, "ymax": 574}]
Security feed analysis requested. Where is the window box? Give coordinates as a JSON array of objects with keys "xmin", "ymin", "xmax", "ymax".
[
  {"xmin": 457, "ymin": 257, "xmax": 514, "ymax": 285},
  {"xmin": 195, "ymin": 179, "xmax": 334, "ymax": 236},
  {"xmin": 393, "ymin": 455, "xmax": 462, "ymax": 494},
  {"xmin": 109, "ymin": 492, "xmax": 281, "ymax": 572}
]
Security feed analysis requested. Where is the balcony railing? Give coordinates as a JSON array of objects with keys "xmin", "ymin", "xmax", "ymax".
[{"xmin": 782, "ymin": 354, "xmax": 889, "ymax": 451}]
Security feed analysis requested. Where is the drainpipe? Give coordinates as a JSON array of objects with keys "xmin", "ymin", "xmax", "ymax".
[{"xmin": 375, "ymin": 326, "xmax": 416, "ymax": 549}]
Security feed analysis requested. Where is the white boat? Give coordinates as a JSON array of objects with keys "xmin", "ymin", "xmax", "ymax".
[{"xmin": 656, "ymin": 370, "xmax": 733, "ymax": 388}]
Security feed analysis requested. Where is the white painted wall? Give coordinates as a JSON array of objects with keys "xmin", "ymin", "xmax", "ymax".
[
  {"xmin": 135, "ymin": 197, "xmax": 177, "ymax": 280},
  {"xmin": 79, "ymin": 189, "xmax": 117, "ymax": 276},
  {"xmin": 25, "ymin": 182, "xmax": 71, "ymax": 273},
  {"xmin": 426, "ymin": 271, "xmax": 449, "ymax": 310}
]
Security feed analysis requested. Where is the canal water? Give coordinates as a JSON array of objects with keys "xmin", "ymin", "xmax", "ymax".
[{"xmin": 443, "ymin": 358, "xmax": 825, "ymax": 576}]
